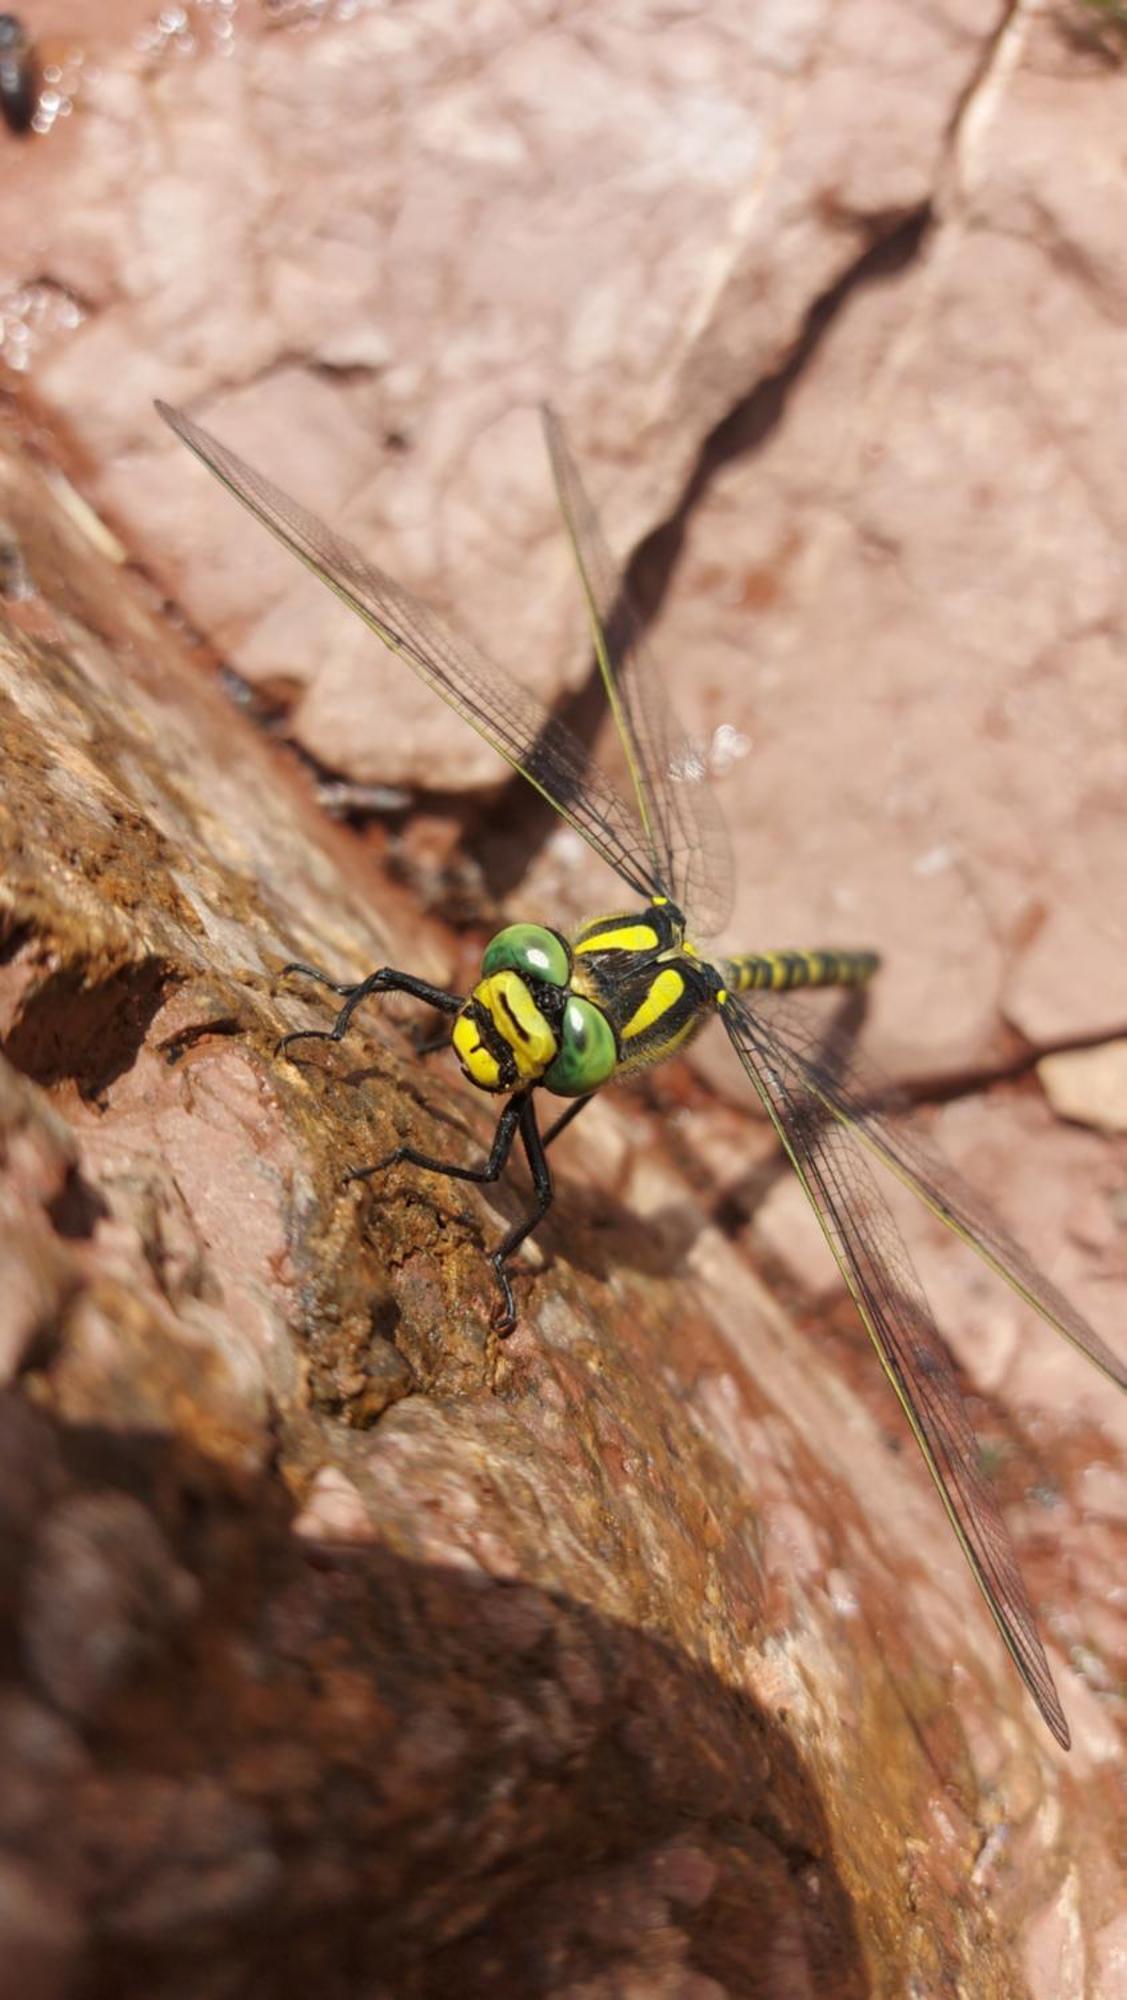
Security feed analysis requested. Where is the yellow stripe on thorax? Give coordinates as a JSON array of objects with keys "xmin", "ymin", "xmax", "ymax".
[
  {"xmin": 575, "ymin": 923, "xmax": 660, "ymax": 956},
  {"xmin": 621, "ymin": 965, "xmax": 685, "ymax": 1042}
]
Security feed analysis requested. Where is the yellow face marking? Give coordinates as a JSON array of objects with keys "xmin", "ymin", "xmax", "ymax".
[
  {"xmin": 476, "ymin": 971, "xmax": 557, "ymax": 1079},
  {"xmin": 621, "ymin": 965, "xmax": 685, "ymax": 1042},
  {"xmin": 575, "ymin": 924, "xmax": 659, "ymax": 956},
  {"xmin": 453, "ymin": 1014, "xmax": 501, "ymax": 1090}
]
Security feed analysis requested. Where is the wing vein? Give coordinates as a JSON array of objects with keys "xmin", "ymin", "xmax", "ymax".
[
  {"xmin": 722, "ymin": 993, "xmax": 1071, "ymax": 1748},
  {"xmin": 157, "ymin": 402, "xmax": 663, "ymax": 903}
]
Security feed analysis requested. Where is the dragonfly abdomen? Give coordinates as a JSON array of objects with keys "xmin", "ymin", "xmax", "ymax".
[{"xmin": 722, "ymin": 949, "xmax": 879, "ymax": 994}]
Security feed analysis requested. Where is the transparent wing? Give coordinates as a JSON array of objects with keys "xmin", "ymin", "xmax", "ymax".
[
  {"xmin": 156, "ymin": 402, "xmax": 666, "ymax": 908},
  {"xmin": 750, "ymin": 998, "xmax": 1126, "ymax": 1390},
  {"xmin": 722, "ymin": 991, "xmax": 1072, "ymax": 1748},
  {"xmin": 542, "ymin": 408, "xmax": 735, "ymax": 937}
]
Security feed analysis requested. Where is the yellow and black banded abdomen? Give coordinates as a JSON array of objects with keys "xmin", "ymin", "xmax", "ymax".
[{"xmin": 721, "ymin": 948, "xmax": 880, "ymax": 995}]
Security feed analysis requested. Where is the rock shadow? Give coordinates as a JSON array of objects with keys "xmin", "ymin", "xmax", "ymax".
[{"xmin": 0, "ymin": 1393, "xmax": 871, "ymax": 2000}]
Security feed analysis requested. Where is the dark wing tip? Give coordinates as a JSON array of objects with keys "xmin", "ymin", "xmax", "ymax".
[
  {"xmin": 155, "ymin": 400, "xmax": 198, "ymax": 451},
  {"xmin": 1047, "ymin": 1704, "xmax": 1071, "ymax": 1753}
]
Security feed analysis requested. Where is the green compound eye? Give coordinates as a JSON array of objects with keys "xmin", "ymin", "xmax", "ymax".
[
  {"xmin": 481, "ymin": 923, "xmax": 570, "ymax": 988},
  {"xmin": 544, "ymin": 996, "xmax": 617, "ymax": 1098}
]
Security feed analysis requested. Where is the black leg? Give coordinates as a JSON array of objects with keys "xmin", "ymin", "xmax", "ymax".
[
  {"xmin": 345, "ymin": 1090, "xmax": 556, "ymax": 1334},
  {"xmin": 277, "ymin": 961, "xmax": 463, "ymax": 1059},
  {"xmin": 488, "ymin": 1094, "xmax": 556, "ymax": 1333},
  {"xmin": 346, "ymin": 1093, "xmax": 530, "ymax": 1323},
  {"xmin": 344, "ymin": 1090, "xmax": 526, "ymax": 1192}
]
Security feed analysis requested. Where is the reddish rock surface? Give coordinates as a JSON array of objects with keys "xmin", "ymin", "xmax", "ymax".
[{"xmin": 1, "ymin": 5, "xmax": 1125, "ymax": 1998}]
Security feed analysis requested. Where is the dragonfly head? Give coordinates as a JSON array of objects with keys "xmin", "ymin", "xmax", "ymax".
[{"xmin": 451, "ymin": 923, "xmax": 618, "ymax": 1098}]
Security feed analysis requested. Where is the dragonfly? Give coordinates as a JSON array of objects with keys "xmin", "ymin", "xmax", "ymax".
[{"xmin": 157, "ymin": 398, "xmax": 1125, "ymax": 1752}]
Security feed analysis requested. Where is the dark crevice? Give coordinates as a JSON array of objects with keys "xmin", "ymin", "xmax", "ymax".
[
  {"xmin": 156, "ymin": 1014, "xmax": 244, "ymax": 1065},
  {"xmin": 2, "ymin": 957, "xmax": 174, "ymax": 1097},
  {"xmin": 46, "ymin": 1168, "xmax": 111, "ymax": 1239},
  {"xmin": 474, "ymin": 204, "xmax": 934, "ymax": 904},
  {"xmin": 0, "ymin": 916, "xmax": 35, "ymax": 963},
  {"xmin": 898, "ymin": 1016, "xmax": 1127, "ymax": 1112}
]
